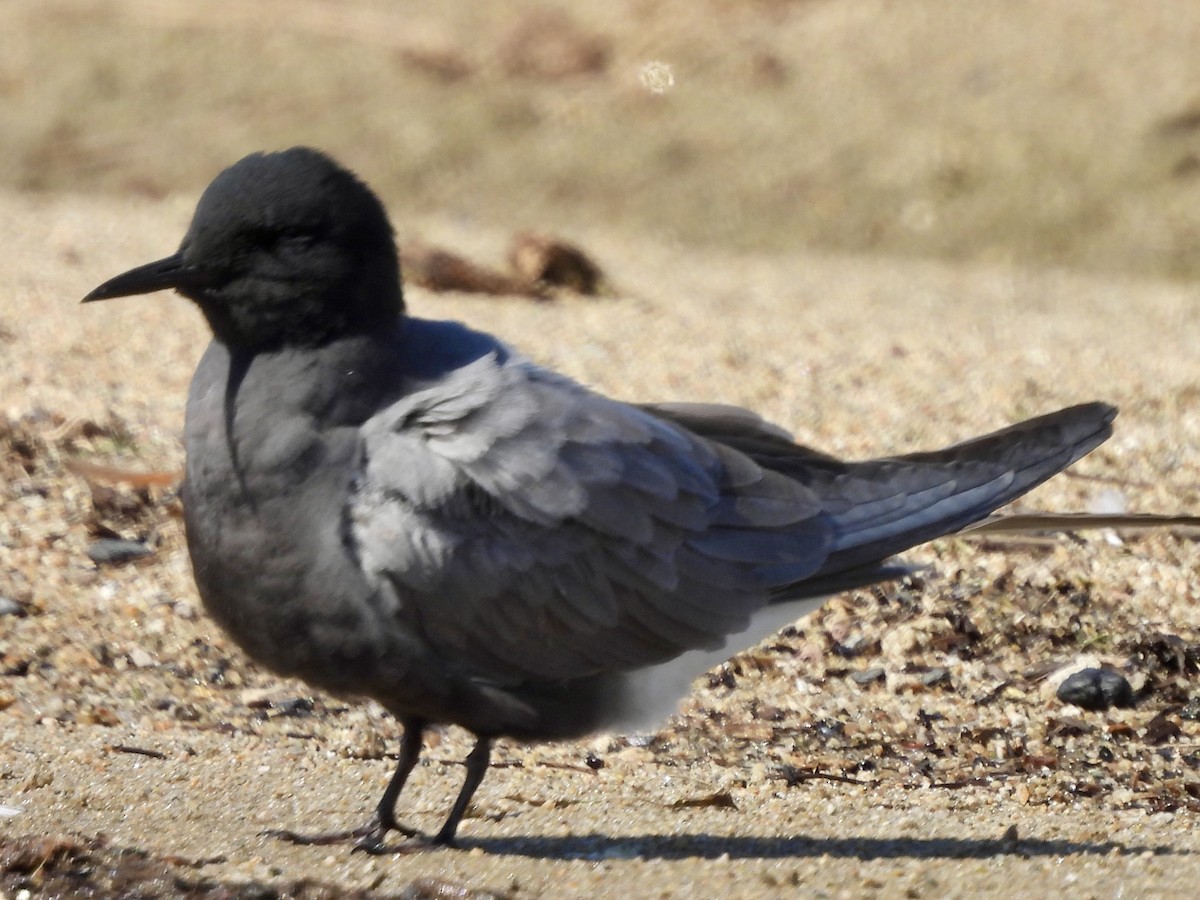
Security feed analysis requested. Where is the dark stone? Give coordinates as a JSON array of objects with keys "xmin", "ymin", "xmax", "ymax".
[
  {"xmin": 1056, "ymin": 667, "xmax": 1134, "ymax": 711},
  {"xmin": 850, "ymin": 666, "xmax": 886, "ymax": 685},
  {"xmin": 87, "ymin": 538, "xmax": 154, "ymax": 566}
]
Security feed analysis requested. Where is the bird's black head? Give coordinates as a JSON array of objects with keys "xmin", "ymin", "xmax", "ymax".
[{"xmin": 83, "ymin": 147, "xmax": 404, "ymax": 351}]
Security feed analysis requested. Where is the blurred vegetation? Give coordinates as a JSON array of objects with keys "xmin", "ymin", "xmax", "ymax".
[{"xmin": 6, "ymin": 0, "xmax": 1200, "ymax": 279}]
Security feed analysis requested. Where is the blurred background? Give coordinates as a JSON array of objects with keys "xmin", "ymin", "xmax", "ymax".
[{"xmin": 5, "ymin": 0, "xmax": 1200, "ymax": 279}]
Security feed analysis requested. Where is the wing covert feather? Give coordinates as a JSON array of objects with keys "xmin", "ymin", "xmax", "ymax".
[
  {"xmin": 350, "ymin": 353, "xmax": 831, "ymax": 682},
  {"xmin": 349, "ymin": 348, "xmax": 1112, "ymax": 684}
]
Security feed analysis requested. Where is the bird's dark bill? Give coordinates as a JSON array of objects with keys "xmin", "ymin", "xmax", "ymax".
[{"xmin": 82, "ymin": 253, "xmax": 188, "ymax": 303}]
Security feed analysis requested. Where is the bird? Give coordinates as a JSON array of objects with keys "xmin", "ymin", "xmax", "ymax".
[{"xmin": 83, "ymin": 147, "xmax": 1116, "ymax": 851}]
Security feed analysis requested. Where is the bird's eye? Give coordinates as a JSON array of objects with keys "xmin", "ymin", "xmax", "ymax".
[{"xmin": 274, "ymin": 227, "xmax": 315, "ymax": 251}]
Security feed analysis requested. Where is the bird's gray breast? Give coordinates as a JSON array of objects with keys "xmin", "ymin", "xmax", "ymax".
[
  {"xmin": 179, "ymin": 341, "xmax": 394, "ymax": 689},
  {"xmin": 183, "ymin": 343, "xmax": 338, "ymax": 511}
]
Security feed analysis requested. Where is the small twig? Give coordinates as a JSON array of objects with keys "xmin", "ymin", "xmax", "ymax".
[
  {"xmin": 911, "ymin": 774, "xmax": 1015, "ymax": 790},
  {"xmin": 162, "ymin": 852, "xmax": 228, "ymax": 868},
  {"xmin": 427, "ymin": 757, "xmax": 597, "ymax": 775},
  {"xmin": 1063, "ymin": 470, "xmax": 1166, "ymax": 490},
  {"xmin": 109, "ymin": 744, "xmax": 167, "ymax": 760},
  {"xmin": 530, "ymin": 759, "xmax": 599, "ymax": 775},
  {"xmin": 778, "ymin": 768, "xmax": 873, "ymax": 786},
  {"xmin": 962, "ymin": 511, "xmax": 1200, "ymax": 536},
  {"xmin": 65, "ymin": 458, "xmax": 180, "ymax": 487}
]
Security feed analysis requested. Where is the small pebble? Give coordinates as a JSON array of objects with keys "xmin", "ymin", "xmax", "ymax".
[
  {"xmin": 1056, "ymin": 668, "xmax": 1134, "ymax": 710},
  {"xmin": 0, "ymin": 596, "xmax": 23, "ymax": 617},
  {"xmin": 87, "ymin": 538, "xmax": 154, "ymax": 566},
  {"xmin": 921, "ymin": 667, "xmax": 950, "ymax": 687},
  {"xmin": 128, "ymin": 646, "xmax": 156, "ymax": 668},
  {"xmin": 850, "ymin": 667, "xmax": 886, "ymax": 685},
  {"xmin": 837, "ymin": 634, "xmax": 871, "ymax": 657}
]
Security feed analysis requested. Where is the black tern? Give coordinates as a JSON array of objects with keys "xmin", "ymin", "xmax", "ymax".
[{"xmin": 84, "ymin": 147, "xmax": 1116, "ymax": 850}]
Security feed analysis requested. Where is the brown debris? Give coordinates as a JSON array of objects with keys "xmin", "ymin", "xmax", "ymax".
[
  {"xmin": 64, "ymin": 458, "xmax": 180, "ymax": 488},
  {"xmin": 497, "ymin": 10, "xmax": 609, "ymax": 80},
  {"xmin": 508, "ymin": 231, "xmax": 604, "ymax": 295},
  {"xmin": 397, "ymin": 44, "xmax": 474, "ymax": 82},
  {"xmin": 0, "ymin": 835, "xmax": 495, "ymax": 898},
  {"xmin": 401, "ymin": 240, "xmax": 543, "ymax": 298},
  {"xmin": 1143, "ymin": 709, "xmax": 1184, "ymax": 746},
  {"xmin": 0, "ymin": 414, "xmax": 49, "ymax": 481},
  {"xmin": 669, "ymin": 790, "xmax": 738, "ymax": 811},
  {"xmin": 401, "ymin": 234, "xmax": 607, "ymax": 300}
]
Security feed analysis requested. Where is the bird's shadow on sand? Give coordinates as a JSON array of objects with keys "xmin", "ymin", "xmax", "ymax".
[{"xmin": 449, "ymin": 832, "xmax": 1179, "ymax": 862}]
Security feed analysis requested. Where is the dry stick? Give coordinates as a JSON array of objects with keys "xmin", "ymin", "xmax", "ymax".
[
  {"xmin": 109, "ymin": 744, "xmax": 167, "ymax": 760},
  {"xmin": 961, "ymin": 511, "xmax": 1200, "ymax": 536}
]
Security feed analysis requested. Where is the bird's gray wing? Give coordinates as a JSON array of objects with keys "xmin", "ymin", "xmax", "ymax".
[
  {"xmin": 643, "ymin": 401, "xmax": 1117, "ymax": 597},
  {"xmin": 349, "ymin": 353, "xmax": 833, "ymax": 683}
]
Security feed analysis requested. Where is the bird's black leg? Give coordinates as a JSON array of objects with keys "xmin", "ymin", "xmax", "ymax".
[
  {"xmin": 265, "ymin": 718, "xmax": 427, "ymax": 851},
  {"xmin": 353, "ymin": 718, "xmax": 427, "ymax": 852},
  {"xmin": 432, "ymin": 735, "xmax": 491, "ymax": 847}
]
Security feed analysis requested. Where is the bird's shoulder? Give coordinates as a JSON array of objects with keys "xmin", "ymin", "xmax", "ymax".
[{"xmin": 354, "ymin": 329, "xmax": 723, "ymax": 533}]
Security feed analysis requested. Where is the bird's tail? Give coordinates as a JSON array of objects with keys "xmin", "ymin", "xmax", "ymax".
[{"xmin": 776, "ymin": 402, "xmax": 1117, "ymax": 598}]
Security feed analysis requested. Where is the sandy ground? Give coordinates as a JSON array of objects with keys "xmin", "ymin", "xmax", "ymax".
[{"xmin": 1, "ymin": 190, "xmax": 1199, "ymax": 897}]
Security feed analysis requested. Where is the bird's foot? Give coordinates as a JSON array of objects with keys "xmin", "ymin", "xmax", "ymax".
[
  {"xmin": 263, "ymin": 815, "xmax": 426, "ymax": 853},
  {"xmin": 350, "ymin": 819, "xmax": 428, "ymax": 855}
]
